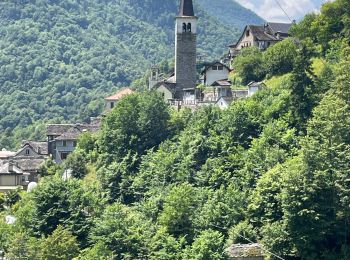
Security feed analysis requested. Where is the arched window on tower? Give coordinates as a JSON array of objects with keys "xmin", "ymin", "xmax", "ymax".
[
  {"xmin": 182, "ymin": 23, "xmax": 187, "ymax": 32},
  {"xmin": 187, "ymin": 23, "xmax": 192, "ymax": 32}
]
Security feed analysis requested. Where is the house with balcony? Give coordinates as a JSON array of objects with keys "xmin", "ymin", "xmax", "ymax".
[{"xmin": 47, "ymin": 123, "xmax": 100, "ymax": 164}]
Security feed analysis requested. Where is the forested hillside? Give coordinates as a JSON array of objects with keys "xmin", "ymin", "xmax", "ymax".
[
  {"xmin": 198, "ymin": 0, "xmax": 264, "ymax": 28},
  {"xmin": 0, "ymin": 0, "xmax": 262, "ymax": 149},
  {"xmin": 1, "ymin": 0, "xmax": 349, "ymax": 259}
]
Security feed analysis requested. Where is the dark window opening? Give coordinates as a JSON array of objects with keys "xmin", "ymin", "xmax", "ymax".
[
  {"xmin": 61, "ymin": 152, "xmax": 69, "ymax": 161},
  {"xmin": 182, "ymin": 23, "xmax": 187, "ymax": 32},
  {"xmin": 63, "ymin": 141, "xmax": 67, "ymax": 147},
  {"xmin": 25, "ymin": 149, "xmax": 30, "ymax": 155},
  {"xmin": 110, "ymin": 102, "xmax": 115, "ymax": 109},
  {"xmin": 246, "ymin": 30, "xmax": 250, "ymax": 37},
  {"xmin": 218, "ymin": 66, "xmax": 224, "ymax": 70},
  {"xmin": 212, "ymin": 66, "xmax": 218, "ymax": 70},
  {"xmin": 187, "ymin": 23, "xmax": 192, "ymax": 32}
]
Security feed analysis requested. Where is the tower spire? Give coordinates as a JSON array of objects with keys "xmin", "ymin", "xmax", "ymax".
[{"xmin": 179, "ymin": 0, "xmax": 194, "ymax": 16}]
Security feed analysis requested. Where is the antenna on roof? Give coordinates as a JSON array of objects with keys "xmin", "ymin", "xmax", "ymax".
[{"xmin": 274, "ymin": 0, "xmax": 293, "ymax": 23}]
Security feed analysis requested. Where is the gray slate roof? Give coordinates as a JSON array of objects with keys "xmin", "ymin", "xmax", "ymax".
[
  {"xmin": 268, "ymin": 22, "xmax": 292, "ymax": 34},
  {"xmin": 13, "ymin": 158, "xmax": 46, "ymax": 172},
  {"xmin": 212, "ymin": 79, "xmax": 231, "ymax": 87},
  {"xmin": 55, "ymin": 127, "xmax": 82, "ymax": 141},
  {"xmin": 248, "ymin": 81, "xmax": 266, "ymax": 88},
  {"xmin": 0, "ymin": 163, "xmax": 23, "ymax": 174},
  {"xmin": 248, "ymin": 25, "xmax": 279, "ymax": 41},
  {"xmin": 20, "ymin": 141, "xmax": 48, "ymax": 155},
  {"xmin": 47, "ymin": 123, "xmax": 100, "ymax": 140},
  {"xmin": 47, "ymin": 124, "xmax": 76, "ymax": 136},
  {"xmin": 179, "ymin": 0, "xmax": 194, "ymax": 16}
]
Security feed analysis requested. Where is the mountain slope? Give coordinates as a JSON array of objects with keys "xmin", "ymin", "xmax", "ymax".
[
  {"xmin": 197, "ymin": 0, "xmax": 264, "ymax": 28},
  {"xmin": 0, "ymin": 0, "xmax": 260, "ymax": 148}
]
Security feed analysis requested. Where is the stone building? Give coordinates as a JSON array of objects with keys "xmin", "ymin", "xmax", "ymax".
[
  {"xmin": 154, "ymin": 0, "xmax": 199, "ymax": 105},
  {"xmin": 105, "ymin": 88, "xmax": 135, "ymax": 111},
  {"xmin": 0, "ymin": 141, "xmax": 48, "ymax": 192},
  {"xmin": 47, "ymin": 122, "xmax": 100, "ymax": 164},
  {"xmin": 226, "ymin": 22, "xmax": 293, "ymax": 65}
]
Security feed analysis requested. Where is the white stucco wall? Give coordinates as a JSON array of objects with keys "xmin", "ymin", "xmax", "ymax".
[
  {"xmin": 157, "ymin": 85, "xmax": 173, "ymax": 101},
  {"xmin": 105, "ymin": 100, "xmax": 116, "ymax": 111},
  {"xmin": 0, "ymin": 175, "xmax": 17, "ymax": 186},
  {"xmin": 205, "ymin": 66, "xmax": 230, "ymax": 86},
  {"xmin": 248, "ymin": 86, "xmax": 260, "ymax": 97},
  {"xmin": 176, "ymin": 17, "xmax": 198, "ymax": 34}
]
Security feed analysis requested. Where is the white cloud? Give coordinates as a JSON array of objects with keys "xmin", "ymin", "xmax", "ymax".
[{"xmin": 235, "ymin": 0, "xmax": 326, "ymax": 22}]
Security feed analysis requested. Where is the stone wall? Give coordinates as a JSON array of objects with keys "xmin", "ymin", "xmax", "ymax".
[{"xmin": 175, "ymin": 32, "xmax": 197, "ymax": 97}]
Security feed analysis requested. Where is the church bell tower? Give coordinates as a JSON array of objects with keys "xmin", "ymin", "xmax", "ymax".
[{"xmin": 175, "ymin": 0, "xmax": 198, "ymax": 98}]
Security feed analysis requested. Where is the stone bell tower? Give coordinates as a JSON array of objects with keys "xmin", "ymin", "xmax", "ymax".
[{"xmin": 175, "ymin": 0, "xmax": 198, "ymax": 98}]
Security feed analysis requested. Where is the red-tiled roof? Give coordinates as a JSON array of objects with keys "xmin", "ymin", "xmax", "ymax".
[{"xmin": 105, "ymin": 88, "xmax": 135, "ymax": 101}]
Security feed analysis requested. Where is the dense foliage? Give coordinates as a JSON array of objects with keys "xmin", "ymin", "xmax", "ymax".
[
  {"xmin": 0, "ymin": 0, "xmax": 251, "ymax": 149},
  {"xmin": 1, "ymin": 0, "xmax": 350, "ymax": 259}
]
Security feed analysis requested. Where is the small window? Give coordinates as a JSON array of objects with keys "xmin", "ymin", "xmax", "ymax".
[
  {"xmin": 182, "ymin": 23, "xmax": 187, "ymax": 32},
  {"xmin": 110, "ymin": 102, "xmax": 115, "ymax": 109},
  {"xmin": 212, "ymin": 66, "xmax": 218, "ymax": 70},
  {"xmin": 63, "ymin": 141, "xmax": 67, "ymax": 147},
  {"xmin": 187, "ymin": 23, "xmax": 192, "ymax": 32},
  {"xmin": 61, "ymin": 152, "xmax": 70, "ymax": 160},
  {"xmin": 25, "ymin": 149, "xmax": 30, "ymax": 155},
  {"xmin": 246, "ymin": 30, "xmax": 250, "ymax": 37},
  {"xmin": 218, "ymin": 66, "xmax": 224, "ymax": 70}
]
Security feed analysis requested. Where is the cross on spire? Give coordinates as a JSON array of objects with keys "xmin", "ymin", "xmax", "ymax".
[{"xmin": 179, "ymin": 0, "xmax": 194, "ymax": 16}]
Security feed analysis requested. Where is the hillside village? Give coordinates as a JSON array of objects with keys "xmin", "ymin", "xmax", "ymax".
[
  {"xmin": 0, "ymin": 0, "xmax": 349, "ymax": 258},
  {"xmin": 0, "ymin": 0, "xmax": 292, "ymax": 193}
]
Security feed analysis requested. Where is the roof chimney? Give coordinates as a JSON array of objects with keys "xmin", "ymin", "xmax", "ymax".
[
  {"xmin": 179, "ymin": 0, "xmax": 194, "ymax": 16},
  {"xmin": 8, "ymin": 161, "xmax": 14, "ymax": 173}
]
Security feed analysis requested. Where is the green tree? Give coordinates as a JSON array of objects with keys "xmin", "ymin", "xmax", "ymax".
[
  {"xmin": 64, "ymin": 149, "xmax": 88, "ymax": 179},
  {"xmin": 159, "ymin": 183, "xmax": 201, "ymax": 240},
  {"xmin": 90, "ymin": 203, "xmax": 152, "ymax": 259},
  {"xmin": 4, "ymin": 188, "xmax": 21, "ymax": 208},
  {"xmin": 182, "ymin": 229, "xmax": 226, "ymax": 260},
  {"xmin": 0, "ymin": 193, "xmax": 4, "ymax": 211},
  {"xmin": 263, "ymin": 39, "xmax": 298, "ymax": 76},
  {"xmin": 288, "ymin": 42, "xmax": 315, "ymax": 130},
  {"xmin": 77, "ymin": 242, "xmax": 113, "ymax": 260},
  {"xmin": 26, "ymin": 177, "xmax": 93, "ymax": 246},
  {"xmin": 40, "ymin": 226, "xmax": 80, "ymax": 260},
  {"xmin": 233, "ymin": 47, "xmax": 266, "ymax": 85}
]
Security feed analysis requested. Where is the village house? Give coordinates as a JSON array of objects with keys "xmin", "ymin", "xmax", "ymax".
[
  {"xmin": 0, "ymin": 162, "xmax": 28, "ymax": 193},
  {"xmin": 47, "ymin": 122, "xmax": 100, "ymax": 164},
  {"xmin": 225, "ymin": 22, "xmax": 293, "ymax": 65},
  {"xmin": 105, "ymin": 87, "xmax": 135, "ymax": 111},
  {"xmin": 201, "ymin": 61, "xmax": 231, "ymax": 87},
  {"xmin": 248, "ymin": 81, "xmax": 266, "ymax": 97},
  {"xmin": 0, "ymin": 149, "xmax": 15, "ymax": 162},
  {"xmin": 0, "ymin": 141, "xmax": 49, "ymax": 192}
]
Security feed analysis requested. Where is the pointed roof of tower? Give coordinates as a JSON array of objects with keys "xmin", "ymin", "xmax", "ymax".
[{"xmin": 179, "ymin": 0, "xmax": 194, "ymax": 16}]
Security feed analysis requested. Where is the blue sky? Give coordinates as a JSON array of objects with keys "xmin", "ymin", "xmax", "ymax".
[{"xmin": 235, "ymin": 0, "xmax": 333, "ymax": 22}]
